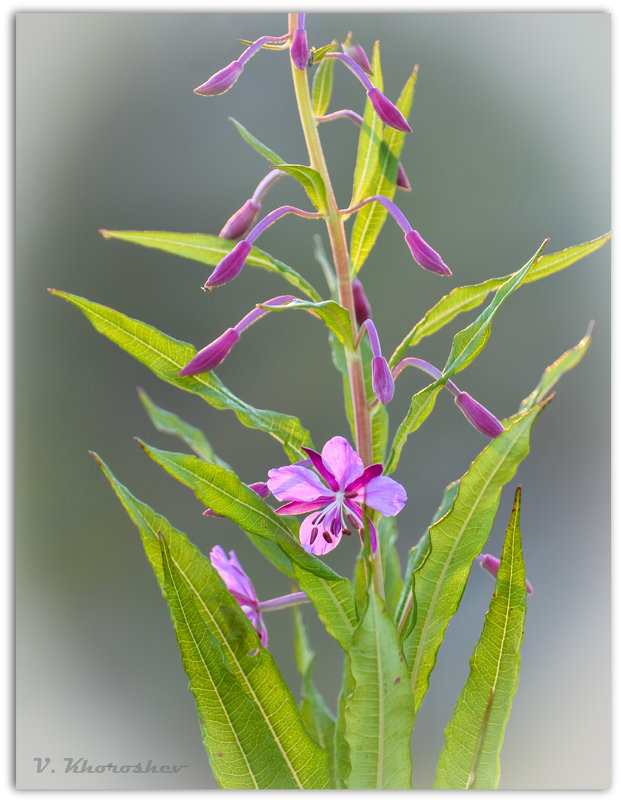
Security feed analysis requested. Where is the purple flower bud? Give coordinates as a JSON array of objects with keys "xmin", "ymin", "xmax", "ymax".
[
  {"xmin": 342, "ymin": 41, "xmax": 373, "ymax": 76},
  {"xmin": 204, "ymin": 240, "xmax": 252, "ymax": 290},
  {"xmin": 404, "ymin": 230, "xmax": 451, "ymax": 276},
  {"xmin": 477, "ymin": 553, "xmax": 534, "ymax": 595},
  {"xmin": 247, "ymin": 481, "xmax": 270, "ymax": 499},
  {"xmin": 352, "ymin": 278, "xmax": 372, "ymax": 326},
  {"xmin": 194, "ymin": 59, "xmax": 244, "ymax": 97},
  {"xmin": 291, "ymin": 27, "xmax": 309, "ymax": 70},
  {"xmin": 372, "ymin": 356, "xmax": 395, "ymax": 404},
  {"xmin": 396, "ymin": 162, "xmax": 412, "ymax": 191},
  {"xmin": 367, "ymin": 87, "xmax": 412, "ymax": 133},
  {"xmin": 178, "ymin": 328, "xmax": 240, "ymax": 376},
  {"xmin": 219, "ymin": 199, "xmax": 261, "ymax": 240},
  {"xmin": 455, "ymin": 392, "xmax": 505, "ymax": 438}
]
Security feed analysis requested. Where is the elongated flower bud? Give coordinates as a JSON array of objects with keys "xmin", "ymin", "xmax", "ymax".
[
  {"xmin": 194, "ymin": 60, "xmax": 244, "ymax": 96},
  {"xmin": 352, "ymin": 278, "xmax": 372, "ymax": 326},
  {"xmin": 367, "ymin": 87, "xmax": 412, "ymax": 132},
  {"xmin": 455, "ymin": 392, "xmax": 505, "ymax": 437},
  {"xmin": 404, "ymin": 229, "xmax": 451, "ymax": 276},
  {"xmin": 291, "ymin": 23, "xmax": 309, "ymax": 70},
  {"xmin": 361, "ymin": 319, "xmax": 394, "ymax": 404},
  {"xmin": 342, "ymin": 40, "xmax": 373, "ymax": 75},
  {"xmin": 477, "ymin": 553, "xmax": 534, "ymax": 594},
  {"xmin": 219, "ymin": 199, "xmax": 261, "ymax": 240},
  {"xmin": 178, "ymin": 328, "xmax": 240, "ymax": 376},
  {"xmin": 204, "ymin": 240, "xmax": 252, "ymax": 290}
]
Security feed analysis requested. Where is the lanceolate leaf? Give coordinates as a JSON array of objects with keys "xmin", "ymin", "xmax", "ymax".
[
  {"xmin": 94, "ymin": 454, "xmax": 330, "ymax": 789},
  {"xmin": 50, "ymin": 290, "xmax": 312, "ymax": 461},
  {"xmin": 312, "ymin": 49, "xmax": 336, "ymax": 117},
  {"xmin": 434, "ymin": 487, "xmax": 527, "ymax": 789},
  {"xmin": 402, "ymin": 399, "xmax": 550, "ymax": 714},
  {"xmin": 138, "ymin": 441, "xmax": 359, "ymax": 646},
  {"xmin": 350, "ymin": 65, "xmax": 417, "ymax": 274},
  {"xmin": 390, "ymin": 232, "xmax": 610, "ymax": 365},
  {"xmin": 137, "ymin": 388, "xmax": 231, "ymax": 468},
  {"xmin": 519, "ymin": 321, "xmax": 594, "ymax": 412},
  {"xmin": 259, "ymin": 298, "xmax": 354, "ymax": 349},
  {"xmin": 228, "ymin": 118, "xmax": 327, "ymax": 211},
  {"xmin": 293, "ymin": 607, "xmax": 337, "ymax": 784},
  {"xmin": 385, "ymin": 241, "xmax": 545, "ymax": 474},
  {"xmin": 99, "ymin": 229, "xmax": 321, "ymax": 302},
  {"xmin": 350, "ymin": 41, "xmax": 384, "ymax": 207},
  {"xmin": 343, "ymin": 590, "xmax": 415, "ymax": 789},
  {"xmin": 378, "ymin": 516, "xmax": 403, "ymax": 620}
]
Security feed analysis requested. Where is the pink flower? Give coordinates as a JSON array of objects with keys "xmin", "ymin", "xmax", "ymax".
[
  {"xmin": 267, "ymin": 436, "xmax": 406, "ymax": 556},
  {"xmin": 210, "ymin": 546, "xmax": 268, "ymax": 646}
]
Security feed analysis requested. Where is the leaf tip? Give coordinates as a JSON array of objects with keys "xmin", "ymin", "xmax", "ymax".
[{"xmin": 99, "ymin": 228, "xmax": 112, "ymax": 239}]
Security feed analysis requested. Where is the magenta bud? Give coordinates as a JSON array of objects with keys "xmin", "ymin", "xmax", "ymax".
[
  {"xmin": 455, "ymin": 392, "xmax": 505, "ymax": 438},
  {"xmin": 342, "ymin": 42, "xmax": 373, "ymax": 76},
  {"xmin": 396, "ymin": 162, "xmax": 412, "ymax": 191},
  {"xmin": 367, "ymin": 87, "xmax": 412, "ymax": 132},
  {"xmin": 194, "ymin": 59, "xmax": 244, "ymax": 97},
  {"xmin": 178, "ymin": 328, "xmax": 240, "ymax": 377},
  {"xmin": 204, "ymin": 240, "xmax": 252, "ymax": 289},
  {"xmin": 404, "ymin": 230, "xmax": 451, "ymax": 276},
  {"xmin": 352, "ymin": 278, "xmax": 372, "ymax": 326},
  {"xmin": 219, "ymin": 199, "xmax": 261, "ymax": 240},
  {"xmin": 477, "ymin": 553, "xmax": 534, "ymax": 595},
  {"xmin": 247, "ymin": 481, "xmax": 270, "ymax": 499},
  {"xmin": 372, "ymin": 356, "xmax": 395, "ymax": 404},
  {"xmin": 291, "ymin": 27, "xmax": 309, "ymax": 70}
]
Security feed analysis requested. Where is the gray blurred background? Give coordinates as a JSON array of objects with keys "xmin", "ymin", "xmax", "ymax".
[{"xmin": 16, "ymin": 12, "xmax": 610, "ymax": 790}]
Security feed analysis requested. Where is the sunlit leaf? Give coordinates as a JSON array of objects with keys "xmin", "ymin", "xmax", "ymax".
[
  {"xmin": 350, "ymin": 41, "xmax": 384, "ymax": 207},
  {"xmin": 259, "ymin": 297, "xmax": 354, "ymax": 349},
  {"xmin": 312, "ymin": 48, "xmax": 336, "ymax": 116}
]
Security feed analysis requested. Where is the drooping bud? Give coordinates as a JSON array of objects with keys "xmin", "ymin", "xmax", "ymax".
[
  {"xmin": 342, "ymin": 36, "xmax": 373, "ymax": 76},
  {"xmin": 455, "ymin": 392, "xmax": 505, "ymax": 438},
  {"xmin": 396, "ymin": 162, "xmax": 412, "ymax": 191},
  {"xmin": 477, "ymin": 553, "xmax": 534, "ymax": 595},
  {"xmin": 194, "ymin": 60, "xmax": 244, "ymax": 97},
  {"xmin": 361, "ymin": 319, "xmax": 394, "ymax": 404},
  {"xmin": 367, "ymin": 87, "xmax": 412, "ymax": 132},
  {"xmin": 404, "ymin": 229, "xmax": 451, "ymax": 276},
  {"xmin": 371, "ymin": 356, "xmax": 395, "ymax": 404},
  {"xmin": 219, "ymin": 199, "xmax": 261, "ymax": 240},
  {"xmin": 203, "ymin": 240, "xmax": 252, "ymax": 290},
  {"xmin": 178, "ymin": 328, "xmax": 240, "ymax": 376},
  {"xmin": 352, "ymin": 278, "xmax": 372, "ymax": 326},
  {"xmin": 290, "ymin": 17, "xmax": 309, "ymax": 70}
]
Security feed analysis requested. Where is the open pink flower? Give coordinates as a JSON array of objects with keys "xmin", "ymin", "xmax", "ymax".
[
  {"xmin": 267, "ymin": 436, "xmax": 406, "ymax": 556},
  {"xmin": 210, "ymin": 546, "xmax": 268, "ymax": 646}
]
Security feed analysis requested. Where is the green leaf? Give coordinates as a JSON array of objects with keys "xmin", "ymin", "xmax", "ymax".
[
  {"xmin": 519, "ymin": 321, "xmax": 594, "ymax": 412},
  {"xmin": 137, "ymin": 388, "xmax": 230, "ymax": 468},
  {"xmin": 50, "ymin": 290, "xmax": 312, "ymax": 461},
  {"xmin": 259, "ymin": 297, "xmax": 353, "ymax": 349},
  {"xmin": 442, "ymin": 240, "xmax": 546, "ymax": 378},
  {"xmin": 312, "ymin": 49, "xmax": 336, "ymax": 117},
  {"xmin": 350, "ymin": 65, "xmax": 417, "ymax": 274},
  {"xmin": 313, "ymin": 234, "xmax": 337, "ymax": 297},
  {"xmin": 385, "ymin": 241, "xmax": 546, "ymax": 474},
  {"xmin": 378, "ymin": 516, "xmax": 402, "ymax": 620},
  {"xmin": 402, "ymin": 398, "xmax": 550, "ymax": 714},
  {"xmin": 94, "ymin": 454, "xmax": 330, "ymax": 789},
  {"xmin": 310, "ymin": 42, "xmax": 339, "ymax": 64},
  {"xmin": 293, "ymin": 607, "xmax": 337, "ymax": 784},
  {"xmin": 434, "ymin": 487, "xmax": 527, "ymax": 789},
  {"xmin": 390, "ymin": 232, "xmax": 610, "ymax": 365},
  {"xmin": 343, "ymin": 590, "xmax": 415, "ymax": 789},
  {"xmin": 99, "ymin": 229, "xmax": 321, "ymax": 302},
  {"xmin": 228, "ymin": 118, "xmax": 327, "ymax": 211},
  {"xmin": 138, "ymin": 441, "xmax": 359, "ymax": 646},
  {"xmin": 350, "ymin": 41, "xmax": 384, "ymax": 207}
]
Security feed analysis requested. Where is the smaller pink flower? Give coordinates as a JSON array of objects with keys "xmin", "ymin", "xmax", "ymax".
[
  {"xmin": 267, "ymin": 436, "xmax": 407, "ymax": 556},
  {"xmin": 210, "ymin": 546, "xmax": 268, "ymax": 646}
]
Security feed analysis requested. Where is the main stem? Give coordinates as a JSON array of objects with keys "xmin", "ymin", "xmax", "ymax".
[{"xmin": 288, "ymin": 14, "xmax": 383, "ymax": 595}]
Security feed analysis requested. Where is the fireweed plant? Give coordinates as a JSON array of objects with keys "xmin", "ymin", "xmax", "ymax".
[{"xmin": 51, "ymin": 13, "xmax": 609, "ymax": 790}]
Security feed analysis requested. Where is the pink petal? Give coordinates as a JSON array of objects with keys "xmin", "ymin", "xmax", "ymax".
[
  {"xmin": 267, "ymin": 465, "xmax": 329, "ymax": 502},
  {"xmin": 345, "ymin": 462, "xmax": 383, "ymax": 494},
  {"xmin": 355, "ymin": 475, "xmax": 407, "ymax": 516},
  {"xmin": 299, "ymin": 513, "xmax": 342, "ymax": 556},
  {"xmin": 321, "ymin": 436, "xmax": 364, "ymax": 489},
  {"xmin": 275, "ymin": 499, "xmax": 331, "ymax": 515},
  {"xmin": 302, "ymin": 447, "xmax": 340, "ymax": 491}
]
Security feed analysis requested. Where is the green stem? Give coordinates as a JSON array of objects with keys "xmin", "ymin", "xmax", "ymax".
[{"xmin": 288, "ymin": 13, "xmax": 382, "ymax": 598}]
